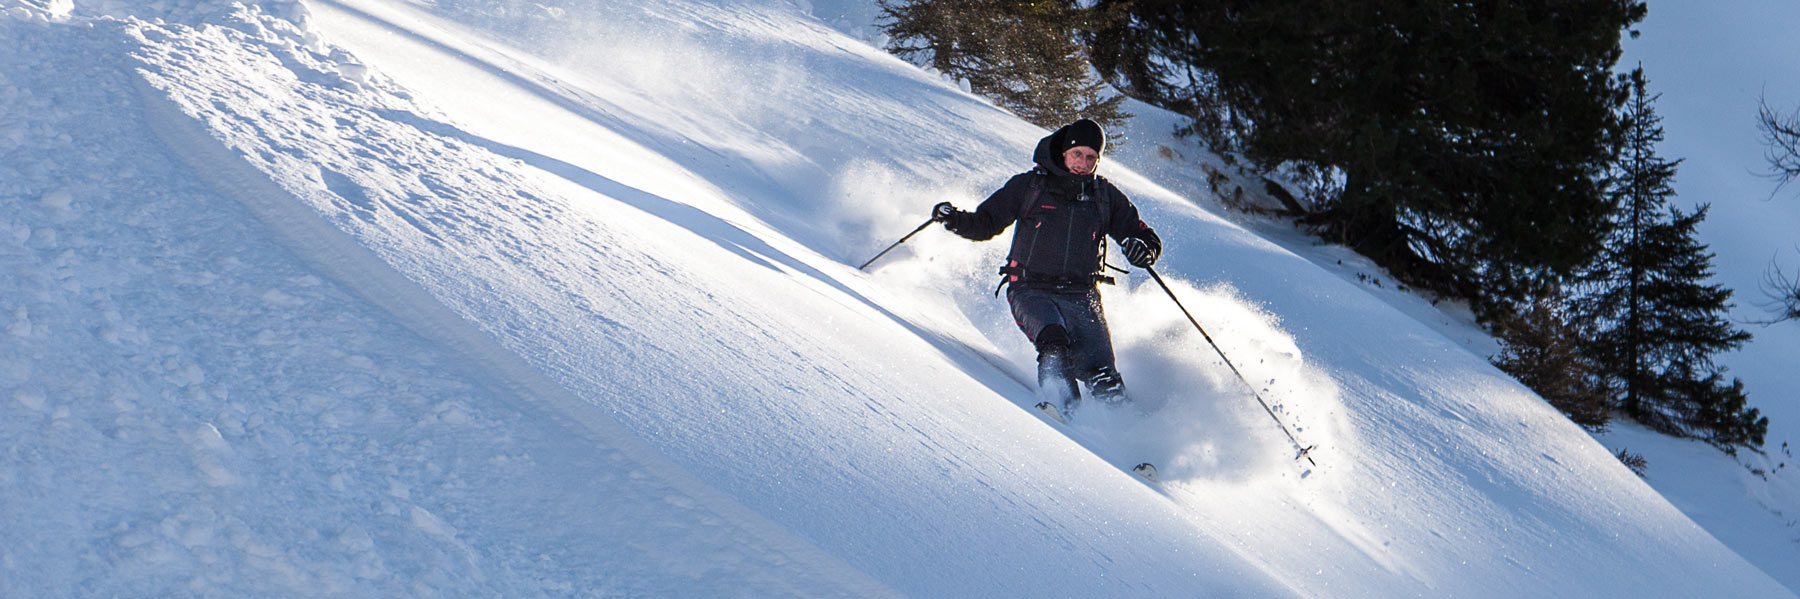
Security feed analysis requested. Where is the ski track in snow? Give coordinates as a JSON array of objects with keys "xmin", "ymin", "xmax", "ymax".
[
  {"xmin": 2, "ymin": 0, "xmax": 1797, "ymax": 597},
  {"xmin": 3, "ymin": 4, "xmax": 893, "ymax": 597}
]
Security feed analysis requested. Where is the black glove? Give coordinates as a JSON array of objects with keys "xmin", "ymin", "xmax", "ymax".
[
  {"xmin": 1121, "ymin": 237, "xmax": 1158, "ymax": 268},
  {"xmin": 932, "ymin": 202, "xmax": 960, "ymax": 223}
]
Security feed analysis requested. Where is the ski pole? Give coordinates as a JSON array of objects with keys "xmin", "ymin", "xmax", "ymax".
[
  {"xmin": 858, "ymin": 218, "xmax": 935, "ymax": 271},
  {"xmin": 1145, "ymin": 266, "xmax": 1318, "ymax": 466}
]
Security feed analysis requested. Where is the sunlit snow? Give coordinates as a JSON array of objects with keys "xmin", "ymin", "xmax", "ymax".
[{"xmin": 1, "ymin": 0, "xmax": 1795, "ymax": 597}]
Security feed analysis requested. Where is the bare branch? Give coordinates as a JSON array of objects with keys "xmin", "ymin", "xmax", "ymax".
[
  {"xmin": 1757, "ymin": 255, "xmax": 1800, "ymax": 324},
  {"xmin": 1756, "ymin": 97, "xmax": 1800, "ymax": 194}
]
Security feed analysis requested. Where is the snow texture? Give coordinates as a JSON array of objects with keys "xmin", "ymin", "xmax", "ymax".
[{"xmin": 0, "ymin": 0, "xmax": 1794, "ymax": 597}]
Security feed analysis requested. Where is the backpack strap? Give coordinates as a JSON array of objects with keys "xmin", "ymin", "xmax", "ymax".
[
  {"xmin": 1015, "ymin": 170, "xmax": 1047, "ymax": 223},
  {"xmin": 1010, "ymin": 171, "xmax": 1114, "ymax": 225},
  {"xmin": 996, "ymin": 172, "xmax": 1047, "ymax": 296},
  {"xmin": 1093, "ymin": 175, "xmax": 1114, "ymax": 240}
]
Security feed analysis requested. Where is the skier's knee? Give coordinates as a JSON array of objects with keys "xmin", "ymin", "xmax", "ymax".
[{"xmin": 1034, "ymin": 325, "xmax": 1069, "ymax": 354}]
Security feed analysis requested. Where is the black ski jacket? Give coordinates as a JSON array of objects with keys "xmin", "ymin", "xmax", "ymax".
[{"xmin": 943, "ymin": 131, "xmax": 1161, "ymax": 284}]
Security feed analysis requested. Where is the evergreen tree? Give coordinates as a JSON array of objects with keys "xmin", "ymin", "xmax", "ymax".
[
  {"xmin": 877, "ymin": 0, "xmax": 1127, "ymax": 130},
  {"xmin": 1490, "ymin": 286, "xmax": 1612, "ymax": 428},
  {"xmin": 1576, "ymin": 71, "xmax": 1765, "ymax": 449},
  {"xmin": 1088, "ymin": 0, "xmax": 1645, "ymax": 316}
]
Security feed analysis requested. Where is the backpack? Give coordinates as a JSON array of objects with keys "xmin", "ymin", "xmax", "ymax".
[
  {"xmin": 995, "ymin": 170, "xmax": 1119, "ymax": 295},
  {"xmin": 1014, "ymin": 169, "xmax": 1115, "ymax": 234}
]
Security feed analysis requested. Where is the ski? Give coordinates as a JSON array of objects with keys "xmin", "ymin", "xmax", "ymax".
[
  {"xmin": 1132, "ymin": 462, "xmax": 1159, "ymax": 482},
  {"xmin": 1033, "ymin": 402, "xmax": 1160, "ymax": 483}
]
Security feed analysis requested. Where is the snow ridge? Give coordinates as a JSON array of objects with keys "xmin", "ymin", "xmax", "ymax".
[
  {"xmin": 135, "ymin": 35, "xmax": 898, "ymax": 597},
  {"xmin": 2, "ymin": 0, "xmax": 1795, "ymax": 597}
]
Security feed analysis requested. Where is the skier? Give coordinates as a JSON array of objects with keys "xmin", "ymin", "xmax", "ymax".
[{"xmin": 932, "ymin": 118, "xmax": 1162, "ymax": 420}]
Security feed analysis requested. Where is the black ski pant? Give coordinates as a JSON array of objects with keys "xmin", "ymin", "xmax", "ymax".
[{"xmin": 1006, "ymin": 284, "xmax": 1125, "ymax": 405}]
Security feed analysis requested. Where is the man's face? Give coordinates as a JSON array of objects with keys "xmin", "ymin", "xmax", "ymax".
[{"xmin": 1063, "ymin": 146, "xmax": 1099, "ymax": 176}]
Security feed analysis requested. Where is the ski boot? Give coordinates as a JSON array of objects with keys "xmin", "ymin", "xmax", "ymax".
[
  {"xmin": 1033, "ymin": 342, "xmax": 1080, "ymax": 423},
  {"xmin": 1087, "ymin": 366, "xmax": 1128, "ymax": 405}
]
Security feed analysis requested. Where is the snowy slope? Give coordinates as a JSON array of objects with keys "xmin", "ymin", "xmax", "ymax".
[
  {"xmin": 2, "ymin": 4, "xmax": 896, "ymax": 597},
  {"xmin": 0, "ymin": 0, "xmax": 1791, "ymax": 597}
]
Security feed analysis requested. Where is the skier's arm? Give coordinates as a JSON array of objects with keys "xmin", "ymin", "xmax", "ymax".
[
  {"xmin": 1105, "ymin": 183, "xmax": 1162, "ymax": 257},
  {"xmin": 943, "ymin": 175, "xmax": 1029, "ymax": 241}
]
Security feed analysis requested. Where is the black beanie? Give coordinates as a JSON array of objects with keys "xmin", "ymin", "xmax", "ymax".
[{"xmin": 1060, "ymin": 119, "xmax": 1106, "ymax": 155}]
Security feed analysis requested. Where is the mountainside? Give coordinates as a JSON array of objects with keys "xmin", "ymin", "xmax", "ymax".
[{"xmin": 1, "ymin": 0, "xmax": 1792, "ymax": 597}]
